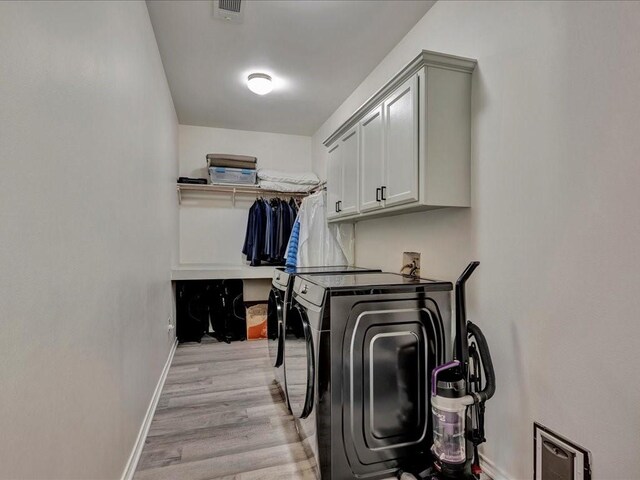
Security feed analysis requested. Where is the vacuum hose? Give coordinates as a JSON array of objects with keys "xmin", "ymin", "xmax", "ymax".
[{"xmin": 467, "ymin": 321, "xmax": 496, "ymax": 403}]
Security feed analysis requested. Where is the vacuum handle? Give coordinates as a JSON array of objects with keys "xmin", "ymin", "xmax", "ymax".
[
  {"xmin": 431, "ymin": 360, "xmax": 460, "ymax": 396},
  {"xmin": 456, "ymin": 261, "xmax": 480, "ymax": 289},
  {"xmin": 454, "ymin": 261, "xmax": 480, "ymax": 371}
]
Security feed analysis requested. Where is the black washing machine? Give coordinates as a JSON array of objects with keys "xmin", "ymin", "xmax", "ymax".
[
  {"xmin": 267, "ymin": 266, "xmax": 381, "ymax": 407},
  {"xmin": 286, "ymin": 272, "xmax": 453, "ymax": 479}
]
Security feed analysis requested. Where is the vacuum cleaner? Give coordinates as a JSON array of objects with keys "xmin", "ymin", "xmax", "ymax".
[{"xmin": 401, "ymin": 261, "xmax": 496, "ymax": 480}]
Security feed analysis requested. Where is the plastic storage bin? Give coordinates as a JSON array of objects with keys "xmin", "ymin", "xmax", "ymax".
[{"xmin": 209, "ymin": 166, "xmax": 257, "ymax": 185}]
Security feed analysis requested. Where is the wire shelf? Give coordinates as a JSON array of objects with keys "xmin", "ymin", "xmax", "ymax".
[{"xmin": 176, "ymin": 182, "xmax": 325, "ymax": 205}]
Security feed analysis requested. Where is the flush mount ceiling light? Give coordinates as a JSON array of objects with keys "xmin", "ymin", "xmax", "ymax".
[{"xmin": 247, "ymin": 73, "xmax": 273, "ymax": 95}]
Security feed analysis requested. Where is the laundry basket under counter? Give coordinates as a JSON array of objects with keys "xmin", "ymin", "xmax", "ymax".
[{"xmin": 246, "ymin": 303, "xmax": 267, "ymax": 340}]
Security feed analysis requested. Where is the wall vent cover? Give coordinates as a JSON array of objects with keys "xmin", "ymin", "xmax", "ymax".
[
  {"xmin": 214, "ymin": 0, "xmax": 244, "ymax": 23},
  {"xmin": 534, "ymin": 423, "xmax": 591, "ymax": 480},
  {"xmin": 219, "ymin": 0, "xmax": 241, "ymax": 13}
]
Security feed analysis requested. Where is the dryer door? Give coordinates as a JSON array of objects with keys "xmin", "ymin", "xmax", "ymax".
[
  {"xmin": 267, "ymin": 288, "xmax": 284, "ymax": 368},
  {"xmin": 284, "ymin": 302, "xmax": 315, "ymax": 419},
  {"xmin": 342, "ymin": 303, "xmax": 442, "ymax": 472}
]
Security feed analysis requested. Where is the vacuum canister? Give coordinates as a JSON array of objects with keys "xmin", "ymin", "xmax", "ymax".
[{"xmin": 431, "ymin": 361, "xmax": 474, "ymax": 468}]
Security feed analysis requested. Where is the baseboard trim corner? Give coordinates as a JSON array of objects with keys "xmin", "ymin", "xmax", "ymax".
[
  {"xmin": 121, "ymin": 338, "xmax": 178, "ymax": 480},
  {"xmin": 480, "ymin": 453, "xmax": 511, "ymax": 480}
]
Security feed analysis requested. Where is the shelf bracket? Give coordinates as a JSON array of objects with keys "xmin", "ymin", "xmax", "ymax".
[
  {"xmin": 232, "ymin": 187, "xmax": 236, "ymax": 207},
  {"xmin": 177, "ymin": 186, "xmax": 182, "ymax": 205}
]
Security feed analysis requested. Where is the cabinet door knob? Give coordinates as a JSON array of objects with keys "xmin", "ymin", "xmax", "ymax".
[
  {"xmin": 301, "ymin": 284, "xmax": 308, "ymax": 294},
  {"xmin": 376, "ymin": 187, "xmax": 381, "ymax": 202},
  {"xmin": 381, "ymin": 186, "xmax": 387, "ymax": 201}
]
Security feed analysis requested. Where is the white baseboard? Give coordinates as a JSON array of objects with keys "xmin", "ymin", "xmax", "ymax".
[
  {"xmin": 480, "ymin": 453, "xmax": 511, "ymax": 480},
  {"xmin": 120, "ymin": 339, "xmax": 178, "ymax": 480}
]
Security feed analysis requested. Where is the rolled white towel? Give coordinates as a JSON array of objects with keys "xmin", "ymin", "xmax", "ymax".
[{"xmin": 257, "ymin": 169, "xmax": 319, "ymax": 185}]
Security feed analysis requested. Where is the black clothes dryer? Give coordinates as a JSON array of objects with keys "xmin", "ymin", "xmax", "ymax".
[{"xmin": 286, "ymin": 273, "xmax": 453, "ymax": 480}]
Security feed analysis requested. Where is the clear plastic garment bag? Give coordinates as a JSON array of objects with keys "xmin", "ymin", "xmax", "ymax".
[{"xmin": 287, "ymin": 191, "xmax": 354, "ymax": 267}]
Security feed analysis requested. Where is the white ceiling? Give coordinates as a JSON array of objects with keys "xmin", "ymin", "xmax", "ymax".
[{"xmin": 147, "ymin": 0, "xmax": 435, "ymax": 136}]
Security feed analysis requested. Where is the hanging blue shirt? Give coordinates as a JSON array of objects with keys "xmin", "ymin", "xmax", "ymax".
[{"xmin": 285, "ymin": 218, "xmax": 301, "ymax": 268}]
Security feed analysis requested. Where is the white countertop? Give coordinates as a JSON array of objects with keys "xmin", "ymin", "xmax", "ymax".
[{"xmin": 171, "ymin": 264, "xmax": 276, "ymax": 280}]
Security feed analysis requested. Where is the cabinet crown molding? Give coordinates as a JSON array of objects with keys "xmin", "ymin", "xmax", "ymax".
[{"xmin": 323, "ymin": 50, "xmax": 477, "ymax": 148}]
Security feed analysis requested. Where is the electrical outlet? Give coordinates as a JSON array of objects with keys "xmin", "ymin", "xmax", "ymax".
[{"xmin": 402, "ymin": 252, "xmax": 421, "ymax": 277}]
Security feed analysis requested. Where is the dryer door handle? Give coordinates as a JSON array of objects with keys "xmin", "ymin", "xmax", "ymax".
[{"xmin": 293, "ymin": 303, "xmax": 315, "ymax": 420}]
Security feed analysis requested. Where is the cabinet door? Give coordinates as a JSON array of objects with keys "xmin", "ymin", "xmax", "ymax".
[
  {"xmin": 383, "ymin": 75, "xmax": 419, "ymax": 207},
  {"xmin": 359, "ymin": 105, "xmax": 384, "ymax": 213},
  {"xmin": 326, "ymin": 143, "xmax": 342, "ymax": 220},
  {"xmin": 339, "ymin": 126, "xmax": 359, "ymax": 216}
]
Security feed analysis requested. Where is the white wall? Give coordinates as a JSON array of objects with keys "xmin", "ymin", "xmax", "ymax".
[
  {"xmin": 0, "ymin": 2, "xmax": 178, "ymax": 479},
  {"xmin": 178, "ymin": 124, "xmax": 311, "ymax": 264},
  {"xmin": 312, "ymin": 2, "xmax": 640, "ymax": 478}
]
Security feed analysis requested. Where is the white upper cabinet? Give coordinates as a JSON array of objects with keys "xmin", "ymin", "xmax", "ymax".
[
  {"xmin": 326, "ymin": 142, "xmax": 341, "ymax": 220},
  {"xmin": 324, "ymin": 50, "xmax": 477, "ymax": 222},
  {"xmin": 339, "ymin": 126, "xmax": 359, "ymax": 216},
  {"xmin": 383, "ymin": 75, "xmax": 419, "ymax": 207},
  {"xmin": 359, "ymin": 105, "xmax": 384, "ymax": 213},
  {"xmin": 327, "ymin": 126, "xmax": 359, "ymax": 219}
]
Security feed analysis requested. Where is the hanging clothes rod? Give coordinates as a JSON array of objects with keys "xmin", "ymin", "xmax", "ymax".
[{"xmin": 176, "ymin": 183, "xmax": 322, "ymax": 205}]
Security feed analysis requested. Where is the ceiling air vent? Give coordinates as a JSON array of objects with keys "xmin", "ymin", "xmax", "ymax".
[{"xmin": 213, "ymin": 0, "xmax": 244, "ymax": 23}]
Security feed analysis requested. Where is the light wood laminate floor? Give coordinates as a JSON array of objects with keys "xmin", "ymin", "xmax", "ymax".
[{"xmin": 134, "ymin": 337, "xmax": 317, "ymax": 480}]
